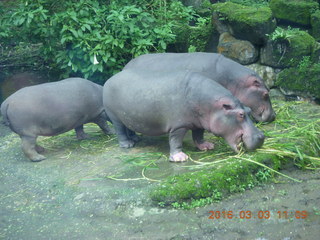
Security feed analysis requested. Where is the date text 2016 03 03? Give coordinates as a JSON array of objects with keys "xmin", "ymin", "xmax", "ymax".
[{"xmin": 208, "ymin": 210, "xmax": 308, "ymax": 220}]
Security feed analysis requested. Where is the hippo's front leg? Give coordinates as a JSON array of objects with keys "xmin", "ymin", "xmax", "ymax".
[
  {"xmin": 169, "ymin": 128, "xmax": 188, "ymax": 162},
  {"xmin": 192, "ymin": 129, "xmax": 214, "ymax": 151},
  {"xmin": 21, "ymin": 136, "xmax": 46, "ymax": 162},
  {"xmin": 106, "ymin": 110, "xmax": 135, "ymax": 148}
]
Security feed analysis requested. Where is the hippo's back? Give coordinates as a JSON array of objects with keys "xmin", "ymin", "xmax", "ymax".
[{"xmin": 4, "ymin": 78, "xmax": 104, "ymax": 136}]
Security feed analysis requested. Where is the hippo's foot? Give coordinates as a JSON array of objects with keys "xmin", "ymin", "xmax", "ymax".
[
  {"xmin": 76, "ymin": 132, "xmax": 89, "ymax": 140},
  {"xmin": 195, "ymin": 141, "xmax": 214, "ymax": 151},
  {"xmin": 169, "ymin": 152, "xmax": 188, "ymax": 162},
  {"xmin": 119, "ymin": 139, "xmax": 135, "ymax": 148},
  {"xmin": 35, "ymin": 145, "xmax": 45, "ymax": 153},
  {"xmin": 30, "ymin": 154, "xmax": 46, "ymax": 162}
]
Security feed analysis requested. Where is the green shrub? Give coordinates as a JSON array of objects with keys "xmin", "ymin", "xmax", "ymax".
[{"xmin": 0, "ymin": 0, "xmax": 197, "ymax": 81}]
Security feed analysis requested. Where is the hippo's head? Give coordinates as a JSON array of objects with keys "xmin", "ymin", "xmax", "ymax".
[
  {"xmin": 235, "ymin": 75, "xmax": 276, "ymax": 123},
  {"xmin": 207, "ymin": 99, "xmax": 265, "ymax": 152}
]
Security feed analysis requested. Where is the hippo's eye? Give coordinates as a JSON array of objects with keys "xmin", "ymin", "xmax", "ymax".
[{"xmin": 223, "ymin": 104, "xmax": 233, "ymax": 110}]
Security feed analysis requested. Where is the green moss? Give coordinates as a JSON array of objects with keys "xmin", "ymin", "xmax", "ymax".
[
  {"xmin": 213, "ymin": 2, "xmax": 272, "ymax": 25},
  {"xmin": 150, "ymin": 101, "xmax": 320, "ymax": 208},
  {"xmin": 212, "ymin": 2, "xmax": 275, "ymax": 44},
  {"xmin": 269, "ymin": 0, "xmax": 319, "ymax": 26},
  {"xmin": 311, "ymin": 10, "xmax": 320, "ymax": 41},
  {"xmin": 150, "ymin": 154, "xmax": 277, "ymax": 206},
  {"xmin": 277, "ymin": 57, "xmax": 320, "ymax": 98}
]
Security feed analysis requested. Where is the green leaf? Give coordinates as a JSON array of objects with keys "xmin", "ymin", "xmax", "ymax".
[
  {"xmin": 77, "ymin": 29, "xmax": 83, "ymax": 38},
  {"xmin": 70, "ymin": 29, "xmax": 78, "ymax": 38}
]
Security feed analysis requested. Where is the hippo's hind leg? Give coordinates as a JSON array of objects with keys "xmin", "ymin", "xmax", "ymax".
[
  {"xmin": 169, "ymin": 128, "xmax": 188, "ymax": 162},
  {"xmin": 105, "ymin": 110, "xmax": 134, "ymax": 148},
  {"xmin": 92, "ymin": 113, "xmax": 114, "ymax": 135},
  {"xmin": 192, "ymin": 129, "xmax": 214, "ymax": 151},
  {"xmin": 75, "ymin": 125, "xmax": 89, "ymax": 140},
  {"xmin": 21, "ymin": 136, "xmax": 46, "ymax": 162}
]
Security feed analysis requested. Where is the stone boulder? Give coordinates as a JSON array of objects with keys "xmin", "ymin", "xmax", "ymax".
[
  {"xmin": 247, "ymin": 63, "xmax": 277, "ymax": 88},
  {"xmin": 270, "ymin": 0, "xmax": 319, "ymax": 26},
  {"xmin": 212, "ymin": 2, "xmax": 276, "ymax": 45},
  {"xmin": 260, "ymin": 29, "xmax": 318, "ymax": 68},
  {"xmin": 217, "ymin": 32, "xmax": 259, "ymax": 65},
  {"xmin": 276, "ymin": 59, "xmax": 320, "ymax": 99}
]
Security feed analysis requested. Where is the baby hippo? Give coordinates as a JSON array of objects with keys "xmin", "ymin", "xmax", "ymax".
[
  {"xmin": 103, "ymin": 70, "xmax": 265, "ymax": 162},
  {"xmin": 1, "ymin": 78, "xmax": 112, "ymax": 162}
]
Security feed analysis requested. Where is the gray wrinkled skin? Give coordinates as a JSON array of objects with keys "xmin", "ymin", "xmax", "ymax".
[
  {"xmin": 124, "ymin": 52, "xmax": 276, "ymax": 122},
  {"xmin": 1, "ymin": 78, "xmax": 112, "ymax": 162},
  {"xmin": 103, "ymin": 70, "xmax": 265, "ymax": 162}
]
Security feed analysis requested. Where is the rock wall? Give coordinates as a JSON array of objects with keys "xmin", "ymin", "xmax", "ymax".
[{"xmin": 182, "ymin": 0, "xmax": 320, "ymax": 101}]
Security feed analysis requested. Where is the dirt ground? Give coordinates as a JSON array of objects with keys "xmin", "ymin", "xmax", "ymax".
[{"xmin": 0, "ymin": 116, "xmax": 320, "ymax": 240}]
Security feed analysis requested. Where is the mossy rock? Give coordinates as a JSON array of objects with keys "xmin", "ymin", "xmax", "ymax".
[
  {"xmin": 269, "ymin": 0, "xmax": 319, "ymax": 26},
  {"xmin": 150, "ymin": 154, "xmax": 277, "ymax": 205},
  {"xmin": 311, "ymin": 10, "xmax": 320, "ymax": 41},
  {"xmin": 260, "ymin": 29, "xmax": 317, "ymax": 68},
  {"xmin": 277, "ymin": 63, "xmax": 320, "ymax": 99},
  {"xmin": 172, "ymin": 19, "xmax": 216, "ymax": 52},
  {"xmin": 212, "ymin": 2, "xmax": 276, "ymax": 45}
]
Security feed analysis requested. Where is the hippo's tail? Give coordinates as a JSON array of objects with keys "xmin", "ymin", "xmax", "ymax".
[{"xmin": 0, "ymin": 101, "xmax": 10, "ymax": 127}]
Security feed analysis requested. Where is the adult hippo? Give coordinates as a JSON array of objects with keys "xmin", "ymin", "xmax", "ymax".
[
  {"xmin": 124, "ymin": 52, "xmax": 276, "ymax": 122},
  {"xmin": 1, "ymin": 78, "xmax": 112, "ymax": 162},
  {"xmin": 103, "ymin": 70, "xmax": 265, "ymax": 162}
]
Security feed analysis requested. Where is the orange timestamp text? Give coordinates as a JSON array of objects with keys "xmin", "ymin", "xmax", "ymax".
[{"xmin": 208, "ymin": 210, "xmax": 308, "ymax": 220}]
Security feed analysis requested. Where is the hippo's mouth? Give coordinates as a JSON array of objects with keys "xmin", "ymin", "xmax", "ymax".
[
  {"xmin": 236, "ymin": 134, "xmax": 244, "ymax": 152},
  {"xmin": 230, "ymin": 134, "xmax": 244, "ymax": 153}
]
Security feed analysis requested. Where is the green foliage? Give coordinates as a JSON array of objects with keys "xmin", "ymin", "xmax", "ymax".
[
  {"xmin": 0, "ymin": 0, "xmax": 197, "ymax": 81},
  {"xmin": 311, "ymin": 10, "xmax": 320, "ymax": 40},
  {"xmin": 267, "ymin": 26, "xmax": 300, "ymax": 42}
]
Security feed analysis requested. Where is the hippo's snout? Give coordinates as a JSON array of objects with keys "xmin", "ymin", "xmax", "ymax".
[
  {"xmin": 265, "ymin": 111, "xmax": 276, "ymax": 122},
  {"xmin": 244, "ymin": 130, "xmax": 265, "ymax": 151},
  {"xmin": 261, "ymin": 107, "xmax": 276, "ymax": 123}
]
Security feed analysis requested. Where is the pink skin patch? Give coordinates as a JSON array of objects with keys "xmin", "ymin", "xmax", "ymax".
[
  {"xmin": 195, "ymin": 141, "xmax": 214, "ymax": 151},
  {"xmin": 170, "ymin": 152, "xmax": 188, "ymax": 162}
]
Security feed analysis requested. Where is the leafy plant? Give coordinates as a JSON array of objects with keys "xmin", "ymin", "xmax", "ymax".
[
  {"xmin": 267, "ymin": 26, "xmax": 300, "ymax": 43},
  {"xmin": 0, "ymin": 0, "xmax": 196, "ymax": 81}
]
